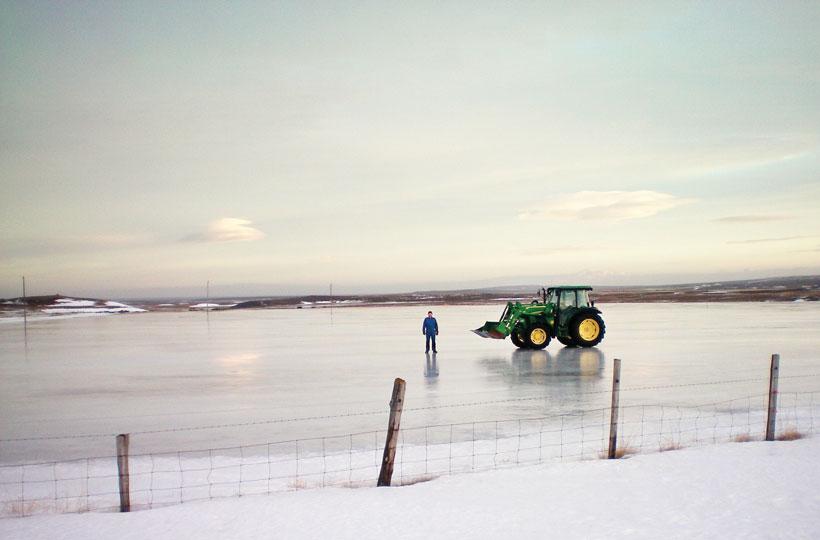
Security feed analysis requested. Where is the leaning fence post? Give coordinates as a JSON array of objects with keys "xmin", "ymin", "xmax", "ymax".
[
  {"xmin": 116, "ymin": 433, "xmax": 131, "ymax": 512},
  {"xmin": 765, "ymin": 354, "xmax": 780, "ymax": 441},
  {"xmin": 378, "ymin": 378, "xmax": 406, "ymax": 486},
  {"xmin": 608, "ymin": 359, "xmax": 622, "ymax": 459}
]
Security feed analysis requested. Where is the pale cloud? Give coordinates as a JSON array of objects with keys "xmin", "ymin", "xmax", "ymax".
[
  {"xmin": 519, "ymin": 191, "xmax": 693, "ymax": 221},
  {"xmin": 727, "ymin": 235, "xmax": 811, "ymax": 245},
  {"xmin": 672, "ymin": 145, "xmax": 812, "ymax": 178},
  {"xmin": 516, "ymin": 245, "xmax": 606, "ymax": 257},
  {"xmin": 185, "ymin": 218, "xmax": 265, "ymax": 243},
  {"xmin": 713, "ymin": 215, "xmax": 792, "ymax": 224},
  {"xmin": 1, "ymin": 234, "xmax": 151, "ymax": 258}
]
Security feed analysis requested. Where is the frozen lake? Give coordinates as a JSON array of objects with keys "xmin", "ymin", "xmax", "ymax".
[{"xmin": 1, "ymin": 303, "xmax": 819, "ymax": 463}]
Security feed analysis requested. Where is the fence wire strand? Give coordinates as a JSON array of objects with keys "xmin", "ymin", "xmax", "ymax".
[{"xmin": 2, "ymin": 389, "xmax": 818, "ymax": 519}]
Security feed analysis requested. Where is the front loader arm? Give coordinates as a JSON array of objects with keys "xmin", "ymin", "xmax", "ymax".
[{"xmin": 472, "ymin": 302, "xmax": 521, "ymax": 339}]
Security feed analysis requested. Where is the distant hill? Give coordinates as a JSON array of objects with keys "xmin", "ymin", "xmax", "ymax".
[
  {"xmin": 398, "ymin": 275, "xmax": 820, "ymax": 304},
  {"xmin": 0, "ymin": 295, "xmax": 145, "ymax": 315},
  {"xmin": 3, "ymin": 276, "xmax": 817, "ymax": 315},
  {"xmin": 126, "ymin": 274, "xmax": 820, "ymax": 308}
]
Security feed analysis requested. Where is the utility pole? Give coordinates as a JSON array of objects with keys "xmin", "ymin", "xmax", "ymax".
[
  {"xmin": 205, "ymin": 280, "xmax": 211, "ymax": 325},
  {"xmin": 22, "ymin": 276, "xmax": 27, "ymax": 340}
]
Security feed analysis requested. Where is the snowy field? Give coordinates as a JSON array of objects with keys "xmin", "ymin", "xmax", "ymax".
[{"xmin": 2, "ymin": 436, "xmax": 818, "ymax": 540}]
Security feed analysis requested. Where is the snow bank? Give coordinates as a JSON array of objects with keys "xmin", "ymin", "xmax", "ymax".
[
  {"xmin": 188, "ymin": 303, "xmax": 237, "ymax": 310},
  {"xmin": 2, "ymin": 437, "xmax": 817, "ymax": 540},
  {"xmin": 40, "ymin": 298, "xmax": 146, "ymax": 315},
  {"xmin": 52, "ymin": 299, "xmax": 96, "ymax": 307}
]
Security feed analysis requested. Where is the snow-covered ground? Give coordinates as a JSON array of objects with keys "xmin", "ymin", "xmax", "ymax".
[
  {"xmin": 1, "ymin": 437, "xmax": 817, "ymax": 540},
  {"xmin": 0, "ymin": 298, "xmax": 146, "ymax": 324},
  {"xmin": 40, "ymin": 298, "xmax": 146, "ymax": 315},
  {"xmin": 189, "ymin": 303, "xmax": 237, "ymax": 310}
]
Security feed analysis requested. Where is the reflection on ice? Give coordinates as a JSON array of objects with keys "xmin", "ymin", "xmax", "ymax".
[
  {"xmin": 482, "ymin": 347, "xmax": 605, "ymax": 385},
  {"xmin": 215, "ymin": 352, "xmax": 261, "ymax": 380},
  {"xmin": 424, "ymin": 352, "xmax": 439, "ymax": 381},
  {"xmin": 216, "ymin": 353, "xmax": 260, "ymax": 367},
  {"xmin": 555, "ymin": 347, "xmax": 606, "ymax": 377}
]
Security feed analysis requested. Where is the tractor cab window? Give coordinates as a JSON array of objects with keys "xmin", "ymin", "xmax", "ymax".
[
  {"xmin": 546, "ymin": 289, "xmax": 559, "ymax": 305},
  {"xmin": 559, "ymin": 290, "xmax": 577, "ymax": 309},
  {"xmin": 576, "ymin": 290, "xmax": 591, "ymax": 307}
]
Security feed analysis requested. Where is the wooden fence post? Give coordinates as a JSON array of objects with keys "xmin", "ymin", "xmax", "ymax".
[
  {"xmin": 378, "ymin": 378, "xmax": 406, "ymax": 486},
  {"xmin": 765, "ymin": 354, "xmax": 780, "ymax": 441},
  {"xmin": 116, "ymin": 433, "xmax": 131, "ymax": 512},
  {"xmin": 607, "ymin": 359, "xmax": 622, "ymax": 459}
]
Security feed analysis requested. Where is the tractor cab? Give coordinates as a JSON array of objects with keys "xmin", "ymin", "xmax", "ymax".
[
  {"xmin": 547, "ymin": 286, "xmax": 595, "ymax": 331},
  {"xmin": 546, "ymin": 286, "xmax": 593, "ymax": 309}
]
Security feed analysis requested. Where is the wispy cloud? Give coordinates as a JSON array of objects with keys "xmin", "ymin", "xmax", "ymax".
[
  {"xmin": 1, "ymin": 234, "xmax": 151, "ymax": 258},
  {"xmin": 184, "ymin": 218, "xmax": 266, "ymax": 243},
  {"xmin": 517, "ymin": 245, "xmax": 604, "ymax": 257},
  {"xmin": 727, "ymin": 235, "xmax": 811, "ymax": 245},
  {"xmin": 671, "ymin": 134, "xmax": 816, "ymax": 178},
  {"xmin": 713, "ymin": 215, "xmax": 791, "ymax": 224},
  {"xmin": 519, "ymin": 191, "xmax": 693, "ymax": 221}
]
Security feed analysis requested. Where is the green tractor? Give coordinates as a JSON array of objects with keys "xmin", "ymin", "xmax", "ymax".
[{"xmin": 472, "ymin": 286, "xmax": 605, "ymax": 349}]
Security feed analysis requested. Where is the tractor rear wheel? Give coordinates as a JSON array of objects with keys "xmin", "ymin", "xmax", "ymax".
[
  {"xmin": 557, "ymin": 336, "xmax": 577, "ymax": 347},
  {"xmin": 511, "ymin": 330, "xmax": 528, "ymax": 348},
  {"xmin": 526, "ymin": 325, "xmax": 550, "ymax": 350},
  {"xmin": 570, "ymin": 313, "xmax": 605, "ymax": 347}
]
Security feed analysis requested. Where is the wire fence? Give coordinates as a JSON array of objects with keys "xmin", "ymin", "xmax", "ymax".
[{"xmin": 1, "ymin": 386, "xmax": 817, "ymax": 519}]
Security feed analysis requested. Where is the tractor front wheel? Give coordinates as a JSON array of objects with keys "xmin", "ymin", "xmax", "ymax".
[
  {"xmin": 511, "ymin": 330, "xmax": 528, "ymax": 348},
  {"xmin": 526, "ymin": 326, "xmax": 550, "ymax": 350},
  {"xmin": 557, "ymin": 336, "xmax": 578, "ymax": 348},
  {"xmin": 570, "ymin": 313, "xmax": 605, "ymax": 347}
]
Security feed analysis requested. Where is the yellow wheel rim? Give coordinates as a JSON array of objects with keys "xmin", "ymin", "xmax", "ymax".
[
  {"xmin": 578, "ymin": 318, "xmax": 600, "ymax": 342},
  {"xmin": 529, "ymin": 328, "xmax": 548, "ymax": 346}
]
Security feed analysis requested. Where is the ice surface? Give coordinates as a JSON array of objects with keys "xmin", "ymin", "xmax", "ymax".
[{"xmin": 0, "ymin": 303, "xmax": 818, "ymax": 464}]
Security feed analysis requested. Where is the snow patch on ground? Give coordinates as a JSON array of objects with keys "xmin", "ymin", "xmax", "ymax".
[
  {"xmin": 39, "ymin": 298, "xmax": 146, "ymax": 316},
  {"xmin": 188, "ymin": 303, "xmax": 237, "ymax": 310},
  {"xmin": 52, "ymin": 299, "xmax": 96, "ymax": 307},
  {"xmin": 1, "ymin": 437, "xmax": 818, "ymax": 539}
]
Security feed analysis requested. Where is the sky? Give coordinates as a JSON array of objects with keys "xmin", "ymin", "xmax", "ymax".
[{"xmin": 1, "ymin": 1, "xmax": 819, "ymax": 298}]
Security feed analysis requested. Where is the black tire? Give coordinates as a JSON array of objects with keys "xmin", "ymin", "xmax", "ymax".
[
  {"xmin": 557, "ymin": 336, "xmax": 578, "ymax": 348},
  {"xmin": 526, "ymin": 325, "xmax": 550, "ymax": 350},
  {"xmin": 569, "ymin": 313, "xmax": 605, "ymax": 348},
  {"xmin": 510, "ymin": 330, "xmax": 528, "ymax": 348}
]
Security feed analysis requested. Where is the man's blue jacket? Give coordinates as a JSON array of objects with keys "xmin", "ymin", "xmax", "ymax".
[{"xmin": 422, "ymin": 317, "xmax": 439, "ymax": 335}]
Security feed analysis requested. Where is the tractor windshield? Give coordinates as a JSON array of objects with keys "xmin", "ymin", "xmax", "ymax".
[
  {"xmin": 559, "ymin": 290, "xmax": 576, "ymax": 309},
  {"xmin": 557, "ymin": 289, "xmax": 591, "ymax": 309}
]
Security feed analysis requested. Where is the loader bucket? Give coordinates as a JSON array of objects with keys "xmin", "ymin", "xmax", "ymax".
[{"xmin": 472, "ymin": 321, "xmax": 506, "ymax": 339}]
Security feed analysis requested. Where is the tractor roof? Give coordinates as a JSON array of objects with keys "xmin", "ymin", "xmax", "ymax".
[{"xmin": 546, "ymin": 285, "xmax": 593, "ymax": 291}]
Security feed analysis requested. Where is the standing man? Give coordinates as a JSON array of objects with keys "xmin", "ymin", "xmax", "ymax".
[{"xmin": 422, "ymin": 311, "xmax": 439, "ymax": 353}]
